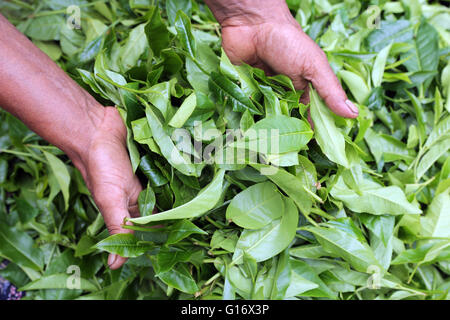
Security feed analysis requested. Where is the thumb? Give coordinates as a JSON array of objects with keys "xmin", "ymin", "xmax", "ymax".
[
  {"xmin": 308, "ymin": 44, "xmax": 359, "ymax": 118},
  {"xmin": 102, "ymin": 207, "xmax": 134, "ymax": 270}
]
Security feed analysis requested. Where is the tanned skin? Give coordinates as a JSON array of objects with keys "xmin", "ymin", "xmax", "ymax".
[{"xmin": 0, "ymin": 1, "xmax": 357, "ymax": 269}]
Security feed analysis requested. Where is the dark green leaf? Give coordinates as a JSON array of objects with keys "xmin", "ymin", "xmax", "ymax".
[{"xmin": 209, "ymin": 72, "xmax": 262, "ymax": 115}]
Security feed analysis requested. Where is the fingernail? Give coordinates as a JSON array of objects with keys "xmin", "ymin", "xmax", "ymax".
[
  {"xmin": 345, "ymin": 100, "xmax": 359, "ymax": 115},
  {"xmin": 108, "ymin": 254, "xmax": 118, "ymax": 268}
]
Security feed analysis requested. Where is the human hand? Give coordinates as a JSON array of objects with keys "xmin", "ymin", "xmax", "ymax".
[
  {"xmin": 77, "ymin": 107, "xmax": 142, "ymax": 270},
  {"xmin": 205, "ymin": 0, "xmax": 359, "ymax": 118},
  {"xmin": 0, "ymin": 14, "xmax": 143, "ymax": 270}
]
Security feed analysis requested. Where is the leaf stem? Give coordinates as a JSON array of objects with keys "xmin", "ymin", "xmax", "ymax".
[
  {"xmin": 95, "ymin": 73, "xmax": 161, "ymax": 95},
  {"xmin": 190, "ymin": 239, "xmax": 210, "ymax": 248},
  {"xmin": 303, "ymin": 213, "xmax": 319, "ymax": 227},
  {"xmin": 0, "ymin": 148, "xmax": 45, "ymax": 162},
  {"xmin": 208, "ymin": 250, "xmax": 229, "ymax": 256},
  {"xmin": 407, "ymin": 263, "xmax": 420, "ymax": 284},
  {"xmin": 310, "ymin": 207, "xmax": 336, "ymax": 220},
  {"xmin": 10, "ymin": 0, "xmax": 34, "ymax": 10},
  {"xmin": 192, "ymin": 23, "xmax": 219, "ymax": 30},
  {"xmin": 302, "ymin": 186, "xmax": 324, "ymax": 203},
  {"xmin": 204, "ymin": 272, "xmax": 221, "ymax": 286},
  {"xmin": 30, "ymin": 1, "xmax": 108, "ymax": 17},
  {"xmin": 204, "ymin": 216, "xmax": 223, "ymax": 229},
  {"xmin": 25, "ymin": 144, "xmax": 61, "ymax": 150},
  {"xmin": 122, "ymin": 224, "xmax": 165, "ymax": 232}
]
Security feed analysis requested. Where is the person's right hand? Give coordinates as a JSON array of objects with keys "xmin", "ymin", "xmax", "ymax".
[{"xmin": 205, "ymin": 0, "xmax": 359, "ymax": 119}]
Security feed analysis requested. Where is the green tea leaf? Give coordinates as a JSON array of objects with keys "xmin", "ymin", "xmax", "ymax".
[
  {"xmin": 138, "ymin": 155, "xmax": 168, "ymax": 187},
  {"xmin": 168, "ymin": 93, "xmax": 197, "ymax": 128},
  {"xmin": 95, "ymin": 233, "xmax": 154, "ymax": 258},
  {"xmin": 166, "ymin": 220, "xmax": 207, "ymax": 245},
  {"xmin": 43, "ymin": 150, "xmax": 70, "ymax": 211},
  {"xmin": 226, "ymin": 182, "xmax": 284, "ymax": 229},
  {"xmin": 145, "ymin": 6, "xmax": 169, "ymax": 56},
  {"xmin": 417, "ymin": 138, "xmax": 450, "ymax": 180},
  {"xmin": 211, "ymin": 230, "xmax": 239, "ymax": 252},
  {"xmin": 233, "ymin": 197, "xmax": 299, "ymax": 262},
  {"xmin": 120, "ymin": 23, "xmax": 148, "ymax": 71},
  {"xmin": 156, "ymin": 263, "xmax": 198, "ymax": 294},
  {"xmin": 421, "ymin": 189, "xmax": 450, "ymax": 238},
  {"xmin": 289, "ymin": 259, "xmax": 337, "ymax": 299},
  {"xmin": 340, "ymin": 70, "xmax": 370, "ymax": 104},
  {"xmin": 145, "ymin": 104, "xmax": 199, "ymax": 177},
  {"xmin": 392, "ymin": 241, "xmax": 450, "ymax": 265},
  {"xmin": 251, "ymin": 164, "xmax": 312, "ymax": 216},
  {"xmin": 19, "ymin": 273, "xmax": 98, "ymax": 292},
  {"xmin": 209, "ymin": 71, "xmax": 262, "ymax": 115},
  {"xmin": 167, "ymin": 0, "xmax": 192, "ymax": 25},
  {"xmin": 402, "ymin": 20, "xmax": 439, "ymax": 74},
  {"xmin": 330, "ymin": 175, "xmax": 422, "ymax": 215},
  {"xmin": 155, "ymin": 247, "xmax": 191, "ymax": 273},
  {"xmin": 372, "ymin": 42, "xmax": 393, "ymax": 87},
  {"xmin": 174, "ymin": 10, "xmax": 196, "ymax": 58},
  {"xmin": 366, "ymin": 20, "xmax": 413, "ymax": 52},
  {"xmin": 130, "ymin": 169, "xmax": 225, "ymax": 223},
  {"xmin": 304, "ymin": 220, "xmax": 382, "ymax": 273},
  {"xmin": 232, "ymin": 115, "xmax": 313, "ymax": 154},
  {"xmin": 138, "ymin": 185, "xmax": 156, "ymax": 217},
  {"xmin": 0, "ymin": 224, "xmax": 44, "ymax": 271},
  {"xmin": 309, "ymin": 88, "xmax": 349, "ymax": 167},
  {"xmin": 25, "ymin": 15, "xmax": 65, "ymax": 41}
]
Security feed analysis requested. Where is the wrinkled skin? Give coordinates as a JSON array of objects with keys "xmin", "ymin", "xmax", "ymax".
[
  {"xmin": 83, "ymin": 107, "xmax": 143, "ymax": 269},
  {"xmin": 0, "ymin": 0, "xmax": 358, "ymax": 271},
  {"xmin": 0, "ymin": 14, "xmax": 142, "ymax": 270},
  {"xmin": 221, "ymin": 19, "xmax": 359, "ymax": 117},
  {"xmin": 79, "ymin": 8, "xmax": 359, "ymax": 270}
]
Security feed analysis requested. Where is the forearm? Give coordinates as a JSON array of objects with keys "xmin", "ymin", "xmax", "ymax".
[
  {"xmin": 204, "ymin": 0, "xmax": 295, "ymax": 26},
  {"xmin": 0, "ymin": 14, "xmax": 104, "ymax": 168}
]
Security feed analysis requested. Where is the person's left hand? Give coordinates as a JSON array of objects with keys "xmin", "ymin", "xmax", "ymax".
[{"xmin": 77, "ymin": 107, "xmax": 143, "ymax": 270}]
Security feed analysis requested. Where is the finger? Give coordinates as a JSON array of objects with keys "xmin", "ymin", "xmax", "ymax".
[
  {"xmin": 100, "ymin": 178, "xmax": 141, "ymax": 269},
  {"xmin": 307, "ymin": 44, "xmax": 359, "ymax": 118},
  {"xmin": 108, "ymin": 253, "xmax": 127, "ymax": 270},
  {"xmin": 101, "ymin": 206, "xmax": 133, "ymax": 270},
  {"xmin": 128, "ymin": 204, "xmax": 140, "ymax": 218},
  {"xmin": 128, "ymin": 176, "xmax": 142, "ymax": 218},
  {"xmin": 299, "ymin": 85, "xmax": 310, "ymax": 105}
]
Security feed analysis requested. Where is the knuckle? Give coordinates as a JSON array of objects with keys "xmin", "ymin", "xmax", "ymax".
[
  {"xmin": 128, "ymin": 203, "xmax": 140, "ymax": 217},
  {"xmin": 107, "ymin": 225, "xmax": 126, "ymax": 235},
  {"xmin": 302, "ymin": 63, "xmax": 316, "ymax": 81}
]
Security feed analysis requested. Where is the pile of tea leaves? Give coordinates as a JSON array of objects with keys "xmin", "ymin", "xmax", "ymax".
[{"xmin": 0, "ymin": 0, "xmax": 449, "ymax": 300}]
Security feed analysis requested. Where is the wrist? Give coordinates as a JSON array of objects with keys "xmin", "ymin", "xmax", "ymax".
[
  {"xmin": 0, "ymin": 13, "xmax": 105, "ymax": 178},
  {"xmin": 205, "ymin": 0, "xmax": 295, "ymax": 26}
]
